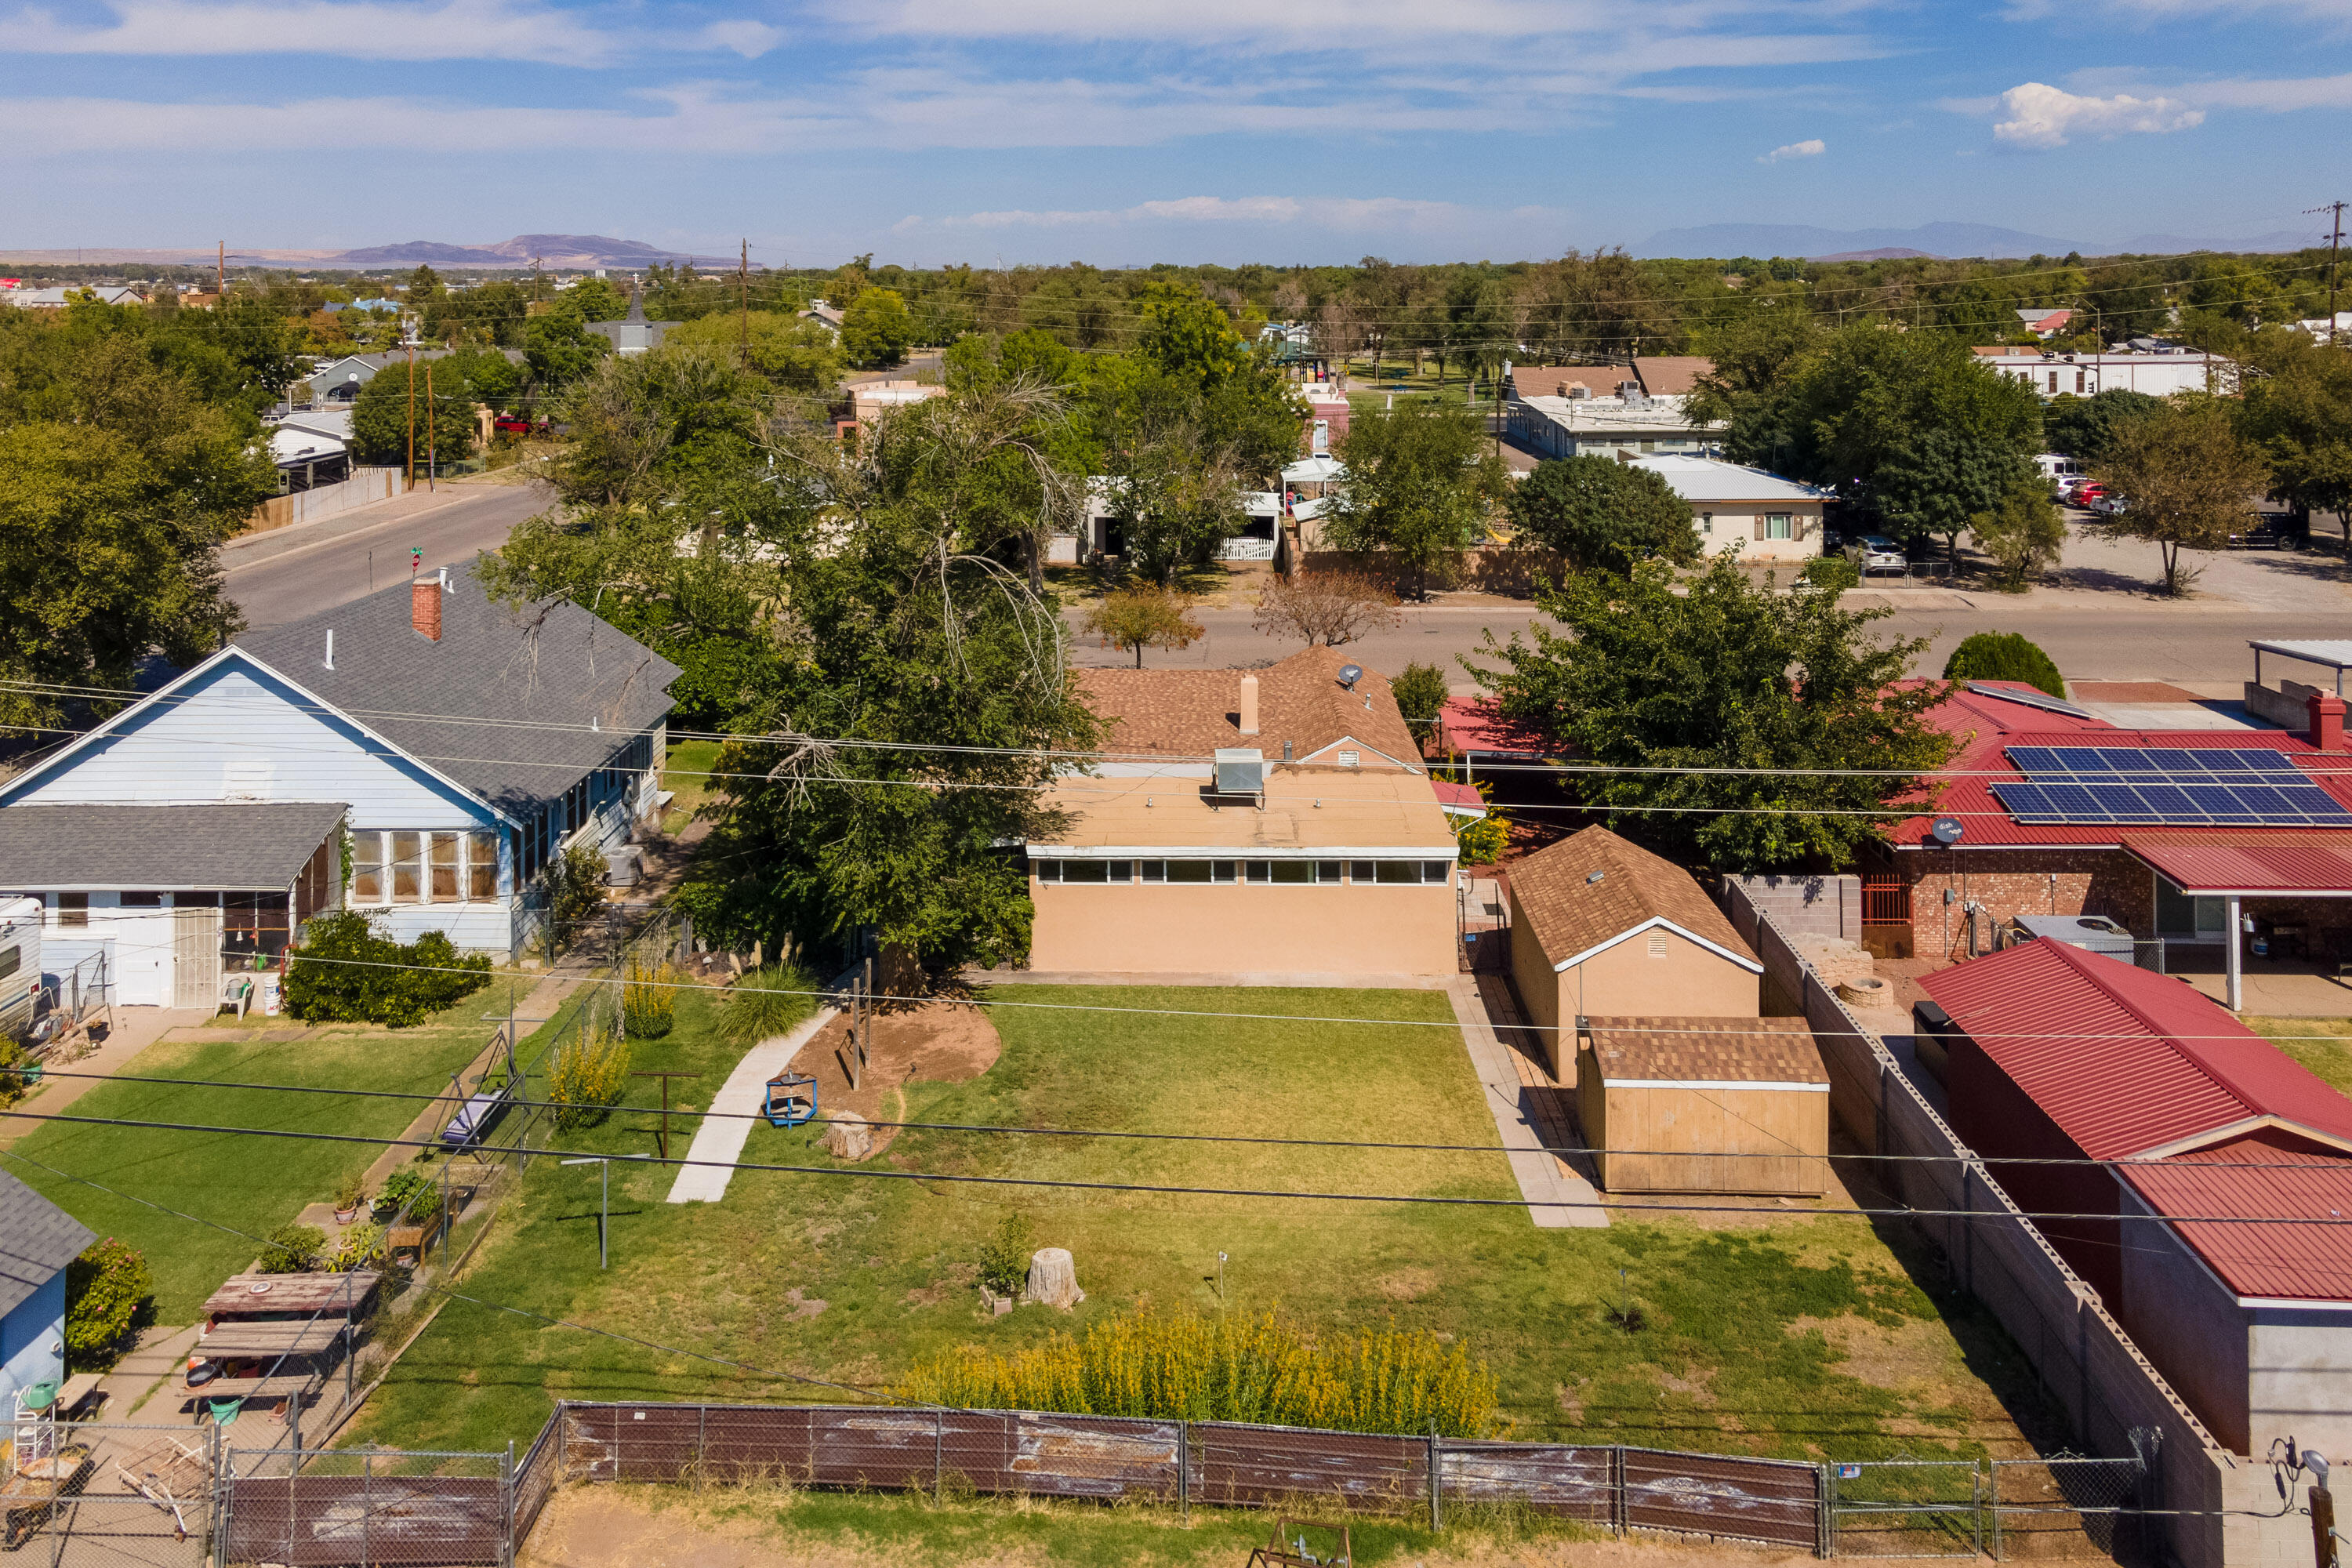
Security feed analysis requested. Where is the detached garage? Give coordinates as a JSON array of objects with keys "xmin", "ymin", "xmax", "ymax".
[{"xmin": 1576, "ymin": 1016, "xmax": 1831, "ymax": 1196}]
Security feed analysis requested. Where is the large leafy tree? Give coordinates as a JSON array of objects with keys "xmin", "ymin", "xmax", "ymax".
[
  {"xmin": 1322, "ymin": 401, "xmax": 1508, "ymax": 598},
  {"xmin": 840, "ymin": 288, "xmax": 916, "ymax": 368},
  {"xmin": 2096, "ymin": 396, "xmax": 2268, "ymax": 595},
  {"xmin": 349, "ymin": 357, "xmax": 477, "ymax": 468},
  {"xmin": 667, "ymin": 311, "xmax": 844, "ymax": 399},
  {"xmin": 2043, "ymin": 388, "xmax": 2163, "ymax": 463},
  {"xmin": 1465, "ymin": 557, "xmax": 1951, "ymax": 871},
  {"xmin": 1873, "ymin": 428, "xmax": 2033, "ymax": 570},
  {"xmin": 2239, "ymin": 341, "xmax": 2352, "ymax": 540},
  {"xmin": 1504, "ymin": 454, "xmax": 1699, "ymax": 575},
  {"xmin": 0, "ymin": 311, "xmax": 274, "ymax": 729},
  {"xmin": 523, "ymin": 310, "xmax": 609, "ymax": 397}
]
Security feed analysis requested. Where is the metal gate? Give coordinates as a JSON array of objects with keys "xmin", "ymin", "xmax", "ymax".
[
  {"xmin": 1991, "ymin": 1454, "xmax": 2151, "ymax": 1563},
  {"xmin": 9, "ymin": 1422, "xmax": 218, "ymax": 1568},
  {"xmin": 220, "ymin": 1445, "xmax": 512, "ymax": 1568},
  {"xmin": 1828, "ymin": 1459, "xmax": 1982, "ymax": 1558}
]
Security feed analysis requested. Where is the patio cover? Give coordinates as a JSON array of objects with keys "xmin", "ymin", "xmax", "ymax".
[
  {"xmin": 2123, "ymin": 833, "xmax": 2352, "ymax": 897},
  {"xmin": 0, "ymin": 801, "xmax": 347, "ymax": 891},
  {"xmin": 2249, "ymin": 639, "xmax": 2352, "ymax": 695}
]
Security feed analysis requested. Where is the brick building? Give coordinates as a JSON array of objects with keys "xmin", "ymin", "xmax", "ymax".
[{"xmin": 1878, "ymin": 681, "xmax": 2352, "ymax": 1004}]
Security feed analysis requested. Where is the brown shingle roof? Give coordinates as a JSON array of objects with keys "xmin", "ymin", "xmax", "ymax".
[
  {"xmin": 1508, "ymin": 365, "xmax": 1631, "ymax": 402},
  {"xmin": 1632, "ymin": 357, "xmax": 1715, "ymax": 397},
  {"xmin": 1078, "ymin": 646, "xmax": 1420, "ymax": 768},
  {"xmin": 1584, "ymin": 1016, "xmax": 1825, "ymax": 1084},
  {"xmin": 1509, "ymin": 826, "xmax": 1756, "ymax": 969}
]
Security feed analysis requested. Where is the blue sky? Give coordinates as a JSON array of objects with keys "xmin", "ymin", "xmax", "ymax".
[{"xmin": 0, "ymin": 0, "xmax": 2346, "ymax": 264}]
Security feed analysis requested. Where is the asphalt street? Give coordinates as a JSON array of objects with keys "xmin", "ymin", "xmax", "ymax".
[{"xmin": 224, "ymin": 479, "xmax": 554, "ymax": 630}]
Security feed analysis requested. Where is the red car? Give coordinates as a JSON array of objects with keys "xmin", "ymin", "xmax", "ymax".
[{"xmin": 492, "ymin": 415, "xmax": 545, "ymax": 436}]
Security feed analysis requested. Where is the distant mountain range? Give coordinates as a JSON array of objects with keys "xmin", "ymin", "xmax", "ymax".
[
  {"xmin": 1638, "ymin": 221, "xmax": 2318, "ymax": 260},
  {"xmin": 0, "ymin": 234, "xmax": 707, "ymax": 270}
]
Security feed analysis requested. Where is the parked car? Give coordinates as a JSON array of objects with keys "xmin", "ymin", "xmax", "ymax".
[
  {"xmin": 2229, "ymin": 514, "xmax": 2310, "ymax": 550},
  {"xmin": 2066, "ymin": 481, "xmax": 2107, "ymax": 509},
  {"xmin": 492, "ymin": 415, "xmax": 545, "ymax": 436},
  {"xmin": 1846, "ymin": 535, "xmax": 1908, "ymax": 576}
]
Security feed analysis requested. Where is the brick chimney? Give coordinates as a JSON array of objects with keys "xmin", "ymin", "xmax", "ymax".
[
  {"xmin": 2310, "ymin": 691, "xmax": 2345, "ymax": 752},
  {"xmin": 412, "ymin": 578, "xmax": 441, "ymax": 641},
  {"xmin": 1238, "ymin": 673, "xmax": 1260, "ymax": 735}
]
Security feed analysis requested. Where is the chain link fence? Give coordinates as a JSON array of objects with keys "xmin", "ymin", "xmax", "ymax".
[
  {"xmin": 2, "ymin": 1424, "xmax": 216, "ymax": 1568},
  {"xmin": 218, "ymin": 1445, "xmax": 511, "ymax": 1568},
  {"xmin": 1828, "ymin": 1459, "xmax": 1984, "ymax": 1559},
  {"xmin": 1991, "ymin": 1454, "xmax": 2157, "ymax": 1564}
]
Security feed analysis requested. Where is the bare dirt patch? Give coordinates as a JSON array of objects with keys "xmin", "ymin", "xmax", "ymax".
[
  {"xmin": 784, "ymin": 998, "xmax": 1004, "ymax": 1156},
  {"xmin": 1374, "ymin": 1267, "xmax": 1438, "ymax": 1301}
]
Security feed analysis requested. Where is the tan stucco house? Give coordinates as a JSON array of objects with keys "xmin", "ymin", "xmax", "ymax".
[
  {"xmin": 1506, "ymin": 826, "xmax": 1764, "ymax": 1076},
  {"xmin": 1025, "ymin": 648, "xmax": 1461, "ymax": 978},
  {"xmin": 1624, "ymin": 455, "xmax": 1831, "ymax": 564}
]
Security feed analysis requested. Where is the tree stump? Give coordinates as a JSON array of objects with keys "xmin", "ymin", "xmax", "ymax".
[
  {"xmin": 822, "ymin": 1112, "xmax": 875, "ymax": 1162},
  {"xmin": 1024, "ymin": 1247, "xmax": 1084, "ymax": 1310}
]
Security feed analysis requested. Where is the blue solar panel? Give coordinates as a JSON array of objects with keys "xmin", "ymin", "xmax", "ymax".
[
  {"xmin": 1993, "ymin": 744, "xmax": 2347, "ymax": 825},
  {"xmin": 2273, "ymin": 786, "xmax": 2352, "ymax": 822},
  {"xmin": 1990, "ymin": 783, "xmax": 2061, "ymax": 821},
  {"xmin": 2051, "ymin": 748, "xmax": 2124, "ymax": 774},
  {"xmin": 2087, "ymin": 785, "xmax": 2168, "ymax": 822},
  {"xmin": 2198, "ymin": 750, "xmax": 2267, "ymax": 771},
  {"xmin": 2133, "ymin": 748, "xmax": 2208, "ymax": 775},
  {"xmin": 2232, "ymin": 785, "xmax": 2301, "ymax": 818},
  {"xmin": 2135, "ymin": 784, "xmax": 2204, "ymax": 820},
  {"xmin": 2040, "ymin": 782, "xmax": 2110, "ymax": 818},
  {"xmin": 2182, "ymin": 784, "xmax": 2247, "ymax": 818},
  {"xmin": 2004, "ymin": 747, "xmax": 2071, "ymax": 777}
]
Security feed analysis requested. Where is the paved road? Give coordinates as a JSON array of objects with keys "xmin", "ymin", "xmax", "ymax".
[{"xmin": 224, "ymin": 480, "xmax": 554, "ymax": 629}]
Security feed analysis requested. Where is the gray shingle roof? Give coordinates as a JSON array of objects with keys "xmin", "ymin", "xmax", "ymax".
[
  {"xmin": 0, "ymin": 803, "xmax": 347, "ymax": 891},
  {"xmin": 0, "ymin": 1167, "xmax": 97, "ymax": 1321},
  {"xmin": 236, "ymin": 569, "xmax": 681, "ymax": 821}
]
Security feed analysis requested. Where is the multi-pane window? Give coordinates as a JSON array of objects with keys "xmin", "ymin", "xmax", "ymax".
[
  {"xmin": 1766, "ymin": 514, "xmax": 1792, "ymax": 539},
  {"xmin": 470, "ymin": 835, "xmax": 498, "ymax": 900},
  {"xmin": 56, "ymin": 893, "xmax": 88, "ymax": 927},
  {"xmin": 347, "ymin": 829, "xmax": 502, "ymax": 906},
  {"xmin": 430, "ymin": 833, "xmax": 462, "ymax": 900},
  {"xmin": 390, "ymin": 833, "xmax": 423, "ymax": 902},
  {"xmin": 351, "ymin": 833, "xmax": 384, "ymax": 902}
]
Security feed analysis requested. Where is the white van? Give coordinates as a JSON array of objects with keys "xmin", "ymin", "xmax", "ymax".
[{"xmin": 0, "ymin": 896, "xmax": 41, "ymax": 1044}]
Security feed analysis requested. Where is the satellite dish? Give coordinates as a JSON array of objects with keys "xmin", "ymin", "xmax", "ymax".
[
  {"xmin": 1338, "ymin": 663, "xmax": 1363, "ymax": 689},
  {"xmin": 1931, "ymin": 817, "xmax": 1965, "ymax": 845}
]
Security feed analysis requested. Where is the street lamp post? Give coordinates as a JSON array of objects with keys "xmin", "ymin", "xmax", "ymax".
[{"xmin": 560, "ymin": 1153, "xmax": 650, "ymax": 1269}]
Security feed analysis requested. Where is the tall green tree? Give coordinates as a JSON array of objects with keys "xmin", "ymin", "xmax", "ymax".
[
  {"xmin": 2096, "ymin": 396, "xmax": 2268, "ymax": 595},
  {"xmin": 840, "ymin": 288, "xmax": 916, "ymax": 368},
  {"xmin": 2240, "ymin": 343, "xmax": 2352, "ymax": 541},
  {"xmin": 1503, "ymin": 455, "xmax": 1699, "ymax": 575},
  {"xmin": 524, "ymin": 310, "xmax": 610, "ymax": 396},
  {"xmin": 1874, "ymin": 428, "xmax": 2034, "ymax": 569},
  {"xmin": 1323, "ymin": 401, "xmax": 1508, "ymax": 599},
  {"xmin": 349, "ymin": 358, "xmax": 477, "ymax": 468},
  {"xmin": 2042, "ymin": 388, "xmax": 2164, "ymax": 463},
  {"xmin": 1465, "ymin": 557, "xmax": 1951, "ymax": 871}
]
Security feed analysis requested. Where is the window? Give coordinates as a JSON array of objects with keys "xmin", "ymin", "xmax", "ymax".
[
  {"xmin": 122, "ymin": 891, "xmax": 162, "ymax": 908},
  {"xmin": 225, "ymin": 892, "xmax": 292, "ymax": 958},
  {"xmin": 56, "ymin": 893, "xmax": 87, "ymax": 927},
  {"xmin": 0, "ymin": 946, "xmax": 16, "ymax": 982},
  {"xmin": 390, "ymin": 832, "xmax": 423, "ymax": 903},
  {"xmin": 430, "ymin": 832, "xmax": 462, "ymax": 901},
  {"xmin": 1211, "ymin": 861, "xmax": 1238, "ymax": 884},
  {"xmin": 1766, "ymin": 514, "xmax": 1792, "ymax": 539},
  {"xmin": 1272, "ymin": 861, "xmax": 1315, "ymax": 884},
  {"xmin": 1166, "ymin": 861, "xmax": 1214, "ymax": 884},
  {"xmin": 1316, "ymin": 860, "xmax": 1344, "ymax": 884},
  {"xmin": 2154, "ymin": 877, "xmax": 2227, "ymax": 938},
  {"xmin": 2075, "ymin": 370, "xmax": 2085, "ymax": 394},
  {"xmin": 1062, "ymin": 861, "xmax": 1109, "ymax": 884},
  {"xmin": 1139, "ymin": 860, "xmax": 1167, "ymax": 883},
  {"xmin": 1108, "ymin": 860, "xmax": 1133, "ymax": 883},
  {"xmin": 2048, "ymin": 370, "xmax": 2060, "ymax": 394},
  {"xmin": 1423, "ymin": 862, "xmax": 1454, "ymax": 884},
  {"xmin": 1033, "ymin": 860, "xmax": 1062, "ymax": 883},
  {"xmin": 470, "ymin": 834, "xmax": 498, "ymax": 901},
  {"xmin": 1245, "ymin": 862, "xmax": 1272, "ymax": 884},
  {"xmin": 1700, "ymin": 511, "xmax": 1713, "ymax": 535},
  {"xmin": 1374, "ymin": 862, "xmax": 1419, "ymax": 885},
  {"xmin": 1349, "ymin": 861, "xmax": 1375, "ymax": 884}
]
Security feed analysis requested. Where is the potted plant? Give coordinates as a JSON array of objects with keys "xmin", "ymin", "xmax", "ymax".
[{"xmin": 334, "ymin": 1174, "xmax": 366, "ymax": 1224}]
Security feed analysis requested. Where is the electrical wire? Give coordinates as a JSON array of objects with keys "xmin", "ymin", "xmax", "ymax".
[{"xmin": 8, "ymin": 1102, "xmax": 2347, "ymax": 1232}]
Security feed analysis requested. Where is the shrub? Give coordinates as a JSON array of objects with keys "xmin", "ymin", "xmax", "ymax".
[
  {"xmin": 549, "ymin": 1018, "xmax": 630, "ymax": 1129},
  {"xmin": 284, "ymin": 909, "xmax": 492, "ymax": 1027},
  {"xmin": 376, "ymin": 1168, "xmax": 435, "ymax": 1218},
  {"xmin": 978, "ymin": 1213, "xmax": 1035, "ymax": 1298},
  {"xmin": 1392, "ymin": 662, "xmax": 1450, "ymax": 749},
  {"xmin": 1801, "ymin": 554, "xmax": 1860, "ymax": 593},
  {"xmin": 0, "ymin": 1036, "xmax": 27, "ymax": 1110},
  {"xmin": 259, "ymin": 1223, "xmax": 325, "ymax": 1274},
  {"xmin": 539, "ymin": 844, "xmax": 611, "ymax": 961},
  {"xmin": 897, "ymin": 1308, "xmax": 1498, "ymax": 1437},
  {"xmin": 1455, "ymin": 804, "xmax": 1510, "ymax": 866},
  {"xmin": 64, "ymin": 1239, "xmax": 153, "ymax": 1368},
  {"xmin": 328, "ymin": 1221, "xmax": 385, "ymax": 1272},
  {"xmin": 334, "ymin": 1173, "xmax": 367, "ymax": 1211},
  {"xmin": 622, "ymin": 960, "xmax": 677, "ymax": 1038},
  {"xmin": 1944, "ymin": 631, "xmax": 2066, "ymax": 698},
  {"xmin": 717, "ymin": 964, "xmax": 819, "ymax": 1049}
]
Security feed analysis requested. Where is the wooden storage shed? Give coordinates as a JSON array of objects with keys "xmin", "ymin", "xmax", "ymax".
[
  {"xmin": 1577, "ymin": 1016, "xmax": 1830, "ymax": 1196},
  {"xmin": 1507, "ymin": 826, "xmax": 1765, "ymax": 1076}
]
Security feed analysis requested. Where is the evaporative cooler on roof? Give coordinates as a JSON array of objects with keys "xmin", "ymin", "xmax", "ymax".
[{"xmin": 1990, "ymin": 746, "xmax": 2352, "ymax": 826}]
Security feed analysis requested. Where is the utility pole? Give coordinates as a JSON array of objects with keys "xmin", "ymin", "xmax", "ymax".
[
  {"xmin": 2312, "ymin": 201, "xmax": 2348, "ymax": 347},
  {"xmin": 739, "ymin": 238, "xmax": 750, "ymax": 374},
  {"xmin": 2313, "ymin": 1475, "xmax": 2337, "ymax": 1568},
  {"xmin": 425, "ymin": 361, "xmax": 437, "ymax": 491},
  {"xmin": 216, "ymin": 241, "xmax": 224, "ymax": 298},
  {"xmin": 405, "ymin": 347, "xmax": 417, "ymax": 492}
]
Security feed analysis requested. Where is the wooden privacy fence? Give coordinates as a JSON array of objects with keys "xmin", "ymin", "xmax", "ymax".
[{"xmin": 539, "ymin": 1402, "xmax": 1828, "ymax": 1552}]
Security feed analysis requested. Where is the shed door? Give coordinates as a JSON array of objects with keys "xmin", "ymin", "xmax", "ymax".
[{"xmin": 172, "ymin": 905, "xmax": 220, "ymax": 1008}]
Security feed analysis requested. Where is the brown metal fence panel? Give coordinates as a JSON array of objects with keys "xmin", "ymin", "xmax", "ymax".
[
  {"xmin": 806, "ymin": 1407, "xmax": 945, "ymax": 1490},
  {"xmin": 223, "ymin": 1475, "xmax": 504, "ymax": 1566},
  {"xmin": 700, "ymin": 1404, "xmax": 814, "ymax": 1483},
  {"xmin": 1622, "ymin": 1447, "xmax": 1822, "ymax": 1548},
  {"xmin": 512, "ymin": 1413, "xmax": 560, "ymax": 1539},
  {"xmin": 1188, "ymin": 1422, "xmax": 1427, "ymax": 1511},
  {"xmin": 953, "ymin": 1412, "xmax": 1180, "ymax": 1501},
  {"xmin": 1439, "ymin": 1441, "xmax": 1614, "ymax": 1522}
]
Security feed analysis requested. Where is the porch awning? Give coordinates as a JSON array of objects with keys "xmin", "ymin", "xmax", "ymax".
[
  {"xmin": 2123, "ymin": 833, "xmax": 2352, "ymax": 896},
  {"xmin": 0, "ymin": 802, "xmax": 348, "ymax": 891}
]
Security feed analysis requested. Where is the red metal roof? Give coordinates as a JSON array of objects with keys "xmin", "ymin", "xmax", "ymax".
[
  {"xmin": 1918, "ymin": 938, "xmax": 2352, "ymax": 1160},
  {"xmin": 1432, "ymin": 697, "xmax": 1562, "ymax": 760},
  {"xmin": 1431, "ymin": 779, "xmax": 1487, "ymax": 817},
  {"xmin": 1888, "ymin": 687, "xmax": 2352, "ymax": 849},
  {"xmin": 2122, "ymin": 1133, "xmax": 2352, "ymax": 1303},
  {"xmin": 2122, "ymin": 835, "xmax": 2352, "ymax": 895}
]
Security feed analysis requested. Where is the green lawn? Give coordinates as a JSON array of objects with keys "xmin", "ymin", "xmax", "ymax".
[
  {"xmin": 347, "ymin": 985, "xmax": 2049, "ymax": 1468},
  {"xmin": 2266, "ymin": 1017, "xmax": 2352, "ymax": 1094},
  {"xmin": 5, "ymin": 989, "xmax": 517, "ymax": 1321}
]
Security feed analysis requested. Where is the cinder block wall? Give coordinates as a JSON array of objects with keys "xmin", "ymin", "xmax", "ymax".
[{"xmin": 1726, "ymin": 874, "xmax": 1858, "ymax": 939}]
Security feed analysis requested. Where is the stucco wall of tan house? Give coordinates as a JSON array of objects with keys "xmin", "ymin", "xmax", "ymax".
[{"xmin": 1029, "ymin": 878, "xmax": 1457, "ymax": 976}]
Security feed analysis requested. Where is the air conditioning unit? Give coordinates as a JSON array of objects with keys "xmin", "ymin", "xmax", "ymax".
[
  {"xmin": 1214, "ymin": 749, "xmax": 1265, "ymax": 803},
  {"xmin": 2011, "ymin": 913, "xmax": 2134, "ymax": 961}
]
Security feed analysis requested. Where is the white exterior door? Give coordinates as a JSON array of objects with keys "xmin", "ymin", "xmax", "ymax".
[{"xmin": 172, "ymin": 905, "xmax": 220, "ymax": 1009}]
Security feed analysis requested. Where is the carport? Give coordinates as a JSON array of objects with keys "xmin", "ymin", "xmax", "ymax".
[
  {"xmin": 2121, "ymin": 833, "xmax": 2352, "ymax": 1011},
  {"xmin": 2250, "ymin": 638, "xmax": 2352, "ymax": 696}
]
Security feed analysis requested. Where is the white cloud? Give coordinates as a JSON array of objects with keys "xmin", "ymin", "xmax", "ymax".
[
  {"xmin": 1759, "ymin": 136, "xmax": 1825, "ymax": 161},
  {"xmin": 2010, "ymin": 0, "xmax": 2352, "ymax": 19},
  {"xmin": 1991, "ymin": 81, "xmax": 2203, "ymax": 147},
  {"xmin": 0, "ymin": 0, "xmax": 778, "ymax": 64}
]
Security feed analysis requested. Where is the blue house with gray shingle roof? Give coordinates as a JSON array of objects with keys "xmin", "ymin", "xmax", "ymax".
[
  {"xmin": 0, "ymin": 1168, "xmax": 95, "ymax": 1412},
  {"xmin": 0, "ymin": 568, "xmax": 677, "ymax": 1006}
]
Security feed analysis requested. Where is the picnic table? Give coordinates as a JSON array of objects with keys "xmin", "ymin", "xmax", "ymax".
[
  {"xmin": 201, "ymin": 1271, "xmax": 378, "ymax": 1323},
  {"xmin": 196, "ymin": 1320, "xmax": 346, "ymax": 1358}
]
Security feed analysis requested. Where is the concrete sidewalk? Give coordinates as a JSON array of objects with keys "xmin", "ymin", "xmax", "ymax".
[
  {"xmin": 1445, "ymin": 974, "xmax": 1607, "ymax": 1229},
  {"xmin": 665, "ymin": 1004, "xmax": 837, "ymax": 1205}
]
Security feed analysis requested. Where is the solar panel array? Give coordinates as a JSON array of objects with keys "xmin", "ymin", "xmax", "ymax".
[{"xmin": 1992, "ymin": 746, "xmax": 2352, "ymax": 826}]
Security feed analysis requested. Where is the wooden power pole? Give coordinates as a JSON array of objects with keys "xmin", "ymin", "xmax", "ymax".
[
  {"xmin": 216, "ymin": 241, "xmax": 224, "ymax": 297},
  {"xmin": 405, "ymin": 347, "xmax": 417, "ymax": 492},
  {"xmin": 425, "ymin": 361, "xmax": 437, "ymax": 492}
]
